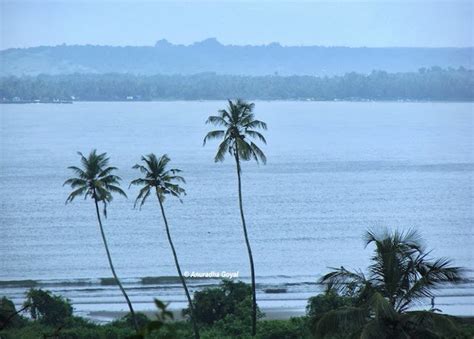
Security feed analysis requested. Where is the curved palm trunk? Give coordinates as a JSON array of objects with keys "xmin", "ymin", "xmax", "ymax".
[
  {"xmin": 156, "ymin": 191, "xmax": 200, "ymax": 339},
  {"xmin": 93, "ymin": 197, "xmax": 139, "ymax": 333},
  {"xmin": 234, "ymin": 153, "xmax": 257, "ymax": 336}
]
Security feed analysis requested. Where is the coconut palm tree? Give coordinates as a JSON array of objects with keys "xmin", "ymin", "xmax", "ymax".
[
  {"xmin": 63, "ymin": 150, "xmax": 138, "ymax": 333},
  {"xmin": 203, "ymin": 99, "xmax": 267, "ymax": 336},
  {"xmin": 130, "ymin": 153, "xmax": 200, "ymax": 339},
  {"xmin": 313, "ymin": 229, "xmax": 464, "ymax": 338}
]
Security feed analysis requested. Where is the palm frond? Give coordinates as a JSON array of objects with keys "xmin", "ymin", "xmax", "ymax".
[
  {"xmin": 315, "ymin": 307, "xmax": 368, "ymax": 338},
  {"xmin": 134, "ymin": 185, "xmax": 151, "ymax": 209},
  {"xmin": 106, "ymin": 184, "xmax": 127, "ymax": 198},
  {"xmin": 215, "ymin": 137, "xmax": 232, "ymax": 163},
  {"xmin": 236, "ymin": 137, "xmax": 253, "ymax": 161},
  {"xmin": 98, "ymin": 166, "xmax": 118, "ymax": 178},
  {"xmin": 129, "ymin": 178, "xmax": 147, "ymax": 188},
  {"xmin": 403, "ymin": 311, "xmax": 461, "ymax": 337},
  {"xmin": 249, "ymin": 142, "xmax": 267, "ymax": 164},
  {"xmin": 244, "ymin": 119, "xmax": 267, "ymax": 130},
  {"xmin": 320, "ymin": 266, "xmax": 367, "ymax": 295},
  {"xmin": 203, "ymin": 130, "xmax": 225, "ymax": 146},
  {"xmin": 204, "ymin": 99, "xmax": 267, "ymax": 166},
  {"xmin": 245, "ymin": 130, "xmax": 267, "ymax": 144},
  {"xmin": 206, "ymin": 115, "xmax": 229, "ymax": 127},
  {"xmin": 66, "ymin": 166, "xmax": 88, "ymax": 179},
  {"xmin": 65, "ymin": 150, "xmax": 124, "ymax": 215},
  {"xmin": 65, "ymin": 186, "xmax": 88, "ymax": 204},
  {"xmin": 165, "ymin": 174, "xmax": 186, "ymax": 184},
  {"xmin": 369, "ymin": 292, "xmax": 397, "ymax": 320},
  {"xmin": 63, "ymin": 178, "xmax": 86, "ymax": 188},
  {"xmin": 131, "ymin": 153, "xmax": 185, "ymax": 206}
]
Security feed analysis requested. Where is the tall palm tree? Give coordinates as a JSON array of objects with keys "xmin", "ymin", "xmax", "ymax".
[
  {"xmin": 63, "ymin": 150, "xmax": 138, "ymax": 333},
  {"xmin": 130, "ymin": 153, "xmax": 200, "ymax": 339},
  {"xmin": 314, "ymin": 229, "xmax": 464, "ymax": 338},
  {"xmin": 203, "ymin": 99, "xmax": 267, "ymax": 336}
]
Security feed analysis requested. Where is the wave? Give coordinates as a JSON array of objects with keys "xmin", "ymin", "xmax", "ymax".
[{"xmin": 1, "ymin": 274, "xmax": 473, "ymax": 290}]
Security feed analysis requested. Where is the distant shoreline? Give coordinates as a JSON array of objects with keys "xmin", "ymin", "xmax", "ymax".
[
  {"xmin": 2, "ymin": 99, "xmax": 474, "ymax": 104},
  {"xmin": 2, "ymin": 68, "xmax": 472, "ymax": 102}
]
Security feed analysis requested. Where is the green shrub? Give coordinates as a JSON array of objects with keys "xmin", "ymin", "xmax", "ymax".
[
  {"xmin": 110, "ymin": 311, "xmax": 150, "ymax": 329},
  {"xmin": 306, "ymin": 289, "xmax": 355, "ymax": 319},
  {"xmin": 24, "ymin": 288, "xmax": 73, "ymax": 326},
  {"xmin": 186, "ymin": 280, "xmax": 259, "ymax": 326},
  {"xmin": 62, "ymin": 315, "xmax": 98, "ymax": 329},
  {"xmin": 257, "ymin": 318, "xmax": 309, "ymax": 339},
  {"xmin": 0, "ymin": 322, "xmax": 52, "ymax": 339},
  {"xmin": 59, "ymin": 326, "xmax": 134, "ymax": 338},
  {"xmin": 199, "ymin": 318, "xmax": 310, "ymax": 339},
  {"xmin": 0, "ymin": 296, "xmax": 27, "ymax": 329}
]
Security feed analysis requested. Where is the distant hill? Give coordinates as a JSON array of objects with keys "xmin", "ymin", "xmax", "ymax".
[{"xmin": 1, "ymin": 39, "xmax": 473, "ymax": 76}]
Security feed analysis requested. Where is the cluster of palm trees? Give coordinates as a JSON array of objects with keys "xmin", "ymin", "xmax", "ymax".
[
  {"xmin": 64, "ymin": 99, "xmax": 266, "ymax": 338},
  {"xmin": 64, "ymin": 99, "xmax": 465, "ymax": 339}
]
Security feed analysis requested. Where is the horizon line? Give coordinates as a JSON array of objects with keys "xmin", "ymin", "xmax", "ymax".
[{"xmin": 2, "ymin": 38, "xmax": 474, "ymax": 51}]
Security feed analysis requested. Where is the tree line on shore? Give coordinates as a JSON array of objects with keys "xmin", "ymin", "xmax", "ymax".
[
  {"xmin": 1, "ymin": 67, "xmax": 473, "ymax": 102},
  {"xmin": 0, "ymin": 100, "xmax": 469, "ymax": 338}
]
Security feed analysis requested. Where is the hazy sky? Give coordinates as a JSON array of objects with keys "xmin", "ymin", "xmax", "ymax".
[{"xmin": 1, "ymin": 0, "xmax": 473, "ymax": 50}]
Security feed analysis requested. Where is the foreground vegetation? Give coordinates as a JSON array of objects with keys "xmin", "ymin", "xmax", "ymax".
[
  {"xmin": 1, "ymin": 231, "xmax": 472, "ymax": 338},
  {"xmin": 1, "ymin": 67, "xmax": 473, "ymax": 102}
]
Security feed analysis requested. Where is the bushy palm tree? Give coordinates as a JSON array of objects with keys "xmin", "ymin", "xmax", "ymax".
[
  {"xmin": 314, "ymin": 229, "xmax": 464, "ymax": 338},
  {"xmin": 64, "ymin": 150, "xmax": 138, "ymax": 332},
  {"xmin": 203, "ymin": 99, "xmax": 267, "ymax": 336},
  {"xmin": 130, "ymin": 153, "xmax": 200, "ymax": 339}
]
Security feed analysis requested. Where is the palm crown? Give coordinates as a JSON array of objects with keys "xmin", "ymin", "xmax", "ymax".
[
  {"xmin": 64, "ymin": 150, "xmax": 126, "ymax": 215},
  {"xmin": 130, "ymin": 153, "xmax": 186, "ymax": 207},
  {"xmin": 203, "ymin": 99, "xmax": 267, "ymax": 166},
  {"xmin": 320, "ymin": 229, "xmax": 463, "ymax": 313}
]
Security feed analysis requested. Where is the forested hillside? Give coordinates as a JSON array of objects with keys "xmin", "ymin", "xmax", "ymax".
[{"xmin": 1, "ymin": 39, "xmax": 472, "ymax": 76}]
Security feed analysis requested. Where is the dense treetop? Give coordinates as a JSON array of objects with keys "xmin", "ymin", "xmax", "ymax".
[{"xmin": 1, "ymin": 67, "xmax": 472, "ymax": 102}]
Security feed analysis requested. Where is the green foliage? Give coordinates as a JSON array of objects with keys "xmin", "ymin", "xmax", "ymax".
[
  {"xmin": 312, "ymin": 229, "xmax": 466, "ymax": 338},
  {"xmin": 321, "ymin": 229, "xmax": 464, "ymax": 313},
  {"xmin": 0, "ymin": 296, "xmax": 27, "ymax": 329},
  {"xmin": 204, "ymin": 99, "xmax": 267, "ymax": 165},
  {"xmin": 256, "ymin": 318, "xmax": 309, "ymax": 339},
  {"xmin": 24, "ymin": 288, "xmax": 73, "ymax": 327},
  {"xmin": 2, "ymin": 312, "xmax": 471, "ymax": 339},
  {"xmin": 1, "ymin": 67, "xmax": 473, "ymax": 101},
  {"xmin": 128, "ymin": 299, "xmax": 177, "ymax": 339},
  {"xmin": 186, "ymin": 280, "xmax": 259, "ymax": 326},
  {"xmin": 198, "ymin": 318, "xmax": 310, "ymax": 339},
  {"xmin": 130, "ymin": 153, "xmax": 185, "ymax": 205},
  {"xmin": 110, "ymin": 312, "xmax": 150, "ymax": 330},
  {"xmin": 64, "ymin": 149, "xmax": 127, "ymax": 216},
  {"xmin": 306, "ymin": 289, "xmax": 355, "ymax": 319},
  {"xmin": 0, "ymin": 322, "xmax": 135, "ymax": 339}
]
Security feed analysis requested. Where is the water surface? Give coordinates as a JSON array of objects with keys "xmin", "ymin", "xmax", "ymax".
[{"xmin": 1, "ymin": 101, "xmax": 473, "ymax": 317}]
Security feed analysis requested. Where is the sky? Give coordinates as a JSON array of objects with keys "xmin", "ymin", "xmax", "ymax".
[{"xmin": 1, "ymin": 0, "xmax": 473, "ymax": 50}]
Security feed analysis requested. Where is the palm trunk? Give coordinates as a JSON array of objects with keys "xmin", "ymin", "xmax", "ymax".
[
  {"xmin": 93, "ymin": 196, "xmax": 139, "ymax": 333},
  {"xmin": 156, "ymin": 190, "xmax": 200, "ymax": 339},
  {"xmin": 234, "ymin": 152, "xmax": 257, "ymax": 336}
]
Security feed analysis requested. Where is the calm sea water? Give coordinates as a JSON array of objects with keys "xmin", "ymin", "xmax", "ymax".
[{"xmin": 1, "ymin": 101, "xmax": 473, "ymax": 318}]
